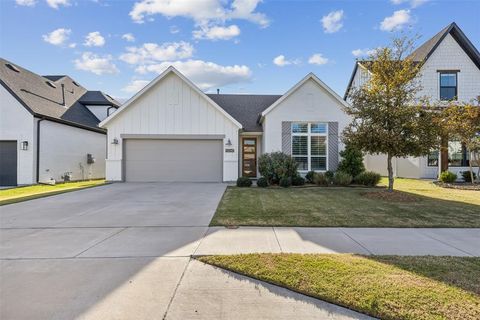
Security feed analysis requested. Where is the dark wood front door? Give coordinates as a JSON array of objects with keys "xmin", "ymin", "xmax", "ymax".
[{"xmin": 242, "ymin": 138, "xmax": 257, "ymax": 177}]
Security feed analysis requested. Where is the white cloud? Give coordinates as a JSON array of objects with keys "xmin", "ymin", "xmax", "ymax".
[
  {"xmin": 380, "ymin": 9, "xmax": 411, "ymax": 31},
  {"xmin": 193, "ymin": 25, "xmax": 240, "ymax": 41},
  {"xmin": 351, "ymin": 48, "xmax": 377, "ymax": 57},
  {"xmin": 391, "ymin": 0, "xmax": 428, "ymax": 8},
  {"xmin": 42, "ymin": 28, "xmax": 71, "ymax": 46},
  {"xmin": 308, "ymin": 53, "xmax": 329, "ymax": 65},
  {"xmin": 129, "ymin": 0, "xmax": 269, "ymax": 27},
  {"xmin": 74, "ymin": 52, "xmax": 119, "ymax": 75},
  {"xmin": 15, "ymin": 0, "xmax": 36, "ymax": 6},
  {"xmin": 135, "ymin": 60, "xmax": 251, "ymax": 90},
  {"xmin": 273, "ymin": 55, "xmax": 300, "ymax": 67},
  {"xmin": 84, "ymin": 31, "xmax": 106, "ymax": 47},
  {"xmin": 123, "ymin": 79, "xmax": 150, "ymax": 93},
  {"xmin": 68, "ymin": 42, "xmax": 77, "ymax": 48},
  {"xmin": 122, "ymin": 33, "xmax": 135, "ymax": 42},
  {"xmin": 119, "ymin": 41, "xmax": 194, "ymax": 65},
  {"xmin": 321, "ymin": 10, "xmax": 344, "ymax": 33},
  {"xmin": 169, "ymin": 25, "xmax": 180, "ymax": 34},
  {"xmin": 46, "ymin": 0, "xmax": 70, "ymax": 9}
]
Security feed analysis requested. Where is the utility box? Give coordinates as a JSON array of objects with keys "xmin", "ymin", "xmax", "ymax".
[{"xmin": 87, "ymin": 153, "xmax": 95, "ymax": 164}]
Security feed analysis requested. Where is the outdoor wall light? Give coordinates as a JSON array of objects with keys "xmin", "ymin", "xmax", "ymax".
[
  {"xmin": 112, "ymin": 137, "xmax": 119, "ymax": 145},
  {"xmin": 20, "ymin": 141, "xmax": 28, "ymax": 150},
  {"xmin": 225, "ymin": 138, "xmax": 232, "ymax": 146}
]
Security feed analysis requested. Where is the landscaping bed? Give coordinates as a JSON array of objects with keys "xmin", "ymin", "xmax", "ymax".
[
  {"xmin": 0, "ymin": 180, "xmax": 107, "ymax": 205},
  {"xmin": 433, "ymin": 181, "xmax": 480, "ymax": 191},
  {"xmin": 199, "ymin": 254, "xmax": 480, "ymax": 320},
  {"xmin": 211, "ymin": 178, "xmax": 480, "ymax": 227}
]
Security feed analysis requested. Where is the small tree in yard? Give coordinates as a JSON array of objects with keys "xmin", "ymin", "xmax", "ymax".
[
  {"xmin": 344, "ymin": 36, "xmax": 439, "ymax": 192},
  {"xmin": 439, "ymin": 103, "xmax": 480, "ymax": 183},
  {"xmin": 337, "ymin": 143, "xmax": 365, "ymax": 178}
]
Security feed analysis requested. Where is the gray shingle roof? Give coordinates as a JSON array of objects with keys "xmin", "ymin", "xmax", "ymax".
[
  {"xmin": 0, "ymin": 58, "xmax": 117, "ymax": 131},
  {"xmin": 344, "ymin": 22, "xmax": 480, "ymax": 99},
  {"xmin": 207, "ymin": 94, "xmax": 281, "ymax": 132},
  {"xmin": 79, "ymin": 91, "xmax": 121, "ymax": 107}
]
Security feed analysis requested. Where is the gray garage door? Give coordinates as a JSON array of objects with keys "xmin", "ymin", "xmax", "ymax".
[
  {"xmin": 125, "ymin": 139, "xmax": 223, "ymax": 182},
  {"xmin": 0, "ymin": 141, "xmax": 17, "ymax": 186}
]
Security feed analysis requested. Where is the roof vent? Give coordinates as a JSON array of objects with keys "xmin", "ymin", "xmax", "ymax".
[
  {"xmin": 46, "ymin": 80, "xmax": 57, "ymax": 88},
  {"xmin": 6, "ymin": 63, "xmax": 20, "ymax": 72},
  {"xmin": 105, "ymin": 94, "xmax": 114, "ymax": 100},
  {"xmin": 72, "ymin": 81, "xmax": 80, "ymax": 87}
]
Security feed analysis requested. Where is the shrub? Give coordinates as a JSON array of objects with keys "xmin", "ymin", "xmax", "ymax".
[
  {"xmin": 313, "ymin": 172, "xmax": 329, "ymax": 186},
  {"xmin": 439, "ymin": 171, "xmax": 457, "ymax": 183},
  {"xmin": 279, "ymin": 177, "xmax": 292, "ymax": 188},
  {"xmin": 338, "ymin": 144, "xmax": 365, "ymax": 178},
  {"xmin": 325, "ymin": 170, "xmax": 335, "ymax": 182},
  {"xmin": 333, "ymin": 171, "xmax": 353, "ymax": 186},
  {"xmin": 292, "ymin": 175, "xmax": 306, "ymax": 186},
  {"xmin": 354, "ymin": 171, "xmax": 381, "ymax": 187},
  {"xmin": 236, "ymin": 176, "xmax": 252, "ymax": 187},
  {"xmin": 305, "ymin": 171, "xmax": 316, "ymax": 184},
  {"xmin": 461, "ymin": 171, "xmax": 477, "ymax": 183},
  {"xmin": 256, "ymin": 177, "xmax": 269, "ymax": 188},
  {"xmin": 258, "ymin": 152, "xmax": 298, "ymax": 184}
]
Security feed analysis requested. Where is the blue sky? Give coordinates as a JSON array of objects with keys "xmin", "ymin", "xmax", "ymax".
[{"xmin": 1, "ymin": 0, "xmax": 479, "ymax": 100}]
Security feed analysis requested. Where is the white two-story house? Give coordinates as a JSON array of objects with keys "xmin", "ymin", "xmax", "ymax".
[{"xmin": 345, "ymin": 22, "xmax": 480, "ymax": 179}]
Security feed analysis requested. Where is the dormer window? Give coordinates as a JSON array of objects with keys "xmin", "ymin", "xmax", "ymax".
[{"xmin": 439, "ymin": 72, "xmax": 457, "ymax": 101}]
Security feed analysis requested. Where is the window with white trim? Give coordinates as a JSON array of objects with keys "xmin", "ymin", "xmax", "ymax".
[{"xmin": 291, "ymin": 122, "xmax": 328, "ymax": 171}]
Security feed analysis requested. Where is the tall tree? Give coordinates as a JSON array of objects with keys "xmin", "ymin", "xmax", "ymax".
[
  {"xmin": 439, "ymin": 103, "xmax": 480, "ymax": 183},
  {"xmin": 344, "ymin": 36, "xmax": 439, "ymax": 191}
]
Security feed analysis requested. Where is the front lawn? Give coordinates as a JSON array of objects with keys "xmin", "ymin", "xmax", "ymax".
[
  {"xmin": 0, "ymin": 180, "xmax": 107, "ymax": 205},
  {"xmin": 211, "ymin": 178, "xmax": 479, "ymax": 227},
  {"xmin": 199, "ymin": 254, "xmax": 480, "ymax": 320}
]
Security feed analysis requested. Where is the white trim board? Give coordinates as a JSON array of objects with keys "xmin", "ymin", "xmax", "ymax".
[{"xmin": 99, "ymin": 66, "xmax": 243, "ymax": 129}]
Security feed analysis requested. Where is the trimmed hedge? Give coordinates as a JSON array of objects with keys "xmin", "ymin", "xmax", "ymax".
[
  {"xmin": 236, "ymin": 176, "xmax": 252, "ymax": 187},
  {"xmin": 313, "ymin": 172, "xmax": 329, "ymax": 186},
  {"xmin": 279, "ymin": 177, "xmax": 292, "ymax": 188},
  {"xmin": 305, "ymin": 171, "xmax": 316, "ymax": 184},
  {"xmin": 439, "ymin": 171, "xmax": 457, "ymax": 183},
  {"xmin": 256, "ymin": 177, "xmax": 269, "ymax": 188},
  {"xmin": 333, "ymin": 171, "xmax": 353, "ymax": 186},
  {"xmin": 354, "ymin": 171, "xmax": 381, "ymax": 187},
  {"xmin": 292, "ymin": 176, "xmax": 306, "ymax": 186}
]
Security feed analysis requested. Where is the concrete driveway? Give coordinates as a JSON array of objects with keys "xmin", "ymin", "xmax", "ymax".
[{"xmin": 0, "ymin": 183, "xmax": 225, "ymax": 320}]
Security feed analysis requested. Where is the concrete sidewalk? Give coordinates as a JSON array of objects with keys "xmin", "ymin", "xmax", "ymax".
[{"xmin": 194, "ymin": 227, "xmax": 479, "ymax": 256}]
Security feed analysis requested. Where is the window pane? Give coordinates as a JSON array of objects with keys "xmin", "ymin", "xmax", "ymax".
[
  {"xmin": 440, "ymin": 73, "xmax": 456, "ymax": 86},
  {"xmin": 293, "ymin": 156, "xmax": 308, "ymax": 171},
  {"xmin": 311, "ymin": 157, "xmax": 326, "ymax": 170},
  {"xmin": 448, "ymin": 141, "xmax": 465, "ymax": 167},
  {"xmin": 311, "ymin": 136, "xmax": 326, "ymax": 156},
  {"xmin": 292, "ymin": 123, "xmax": 308, "ymax": 133},
  {"xmin": 292, "ymin": 136, "xmax": 308, "ymax": 156},
  {"xmin": 427, "ymin": 150, "xmax": 438, "ymax": 166},
  {"xmin": 440, "ymin": 87, "xmax": 456, "ymax": 100},
  {"xmin": 311, "ymin": 123, "xmax": 327, "ymax": 134}
]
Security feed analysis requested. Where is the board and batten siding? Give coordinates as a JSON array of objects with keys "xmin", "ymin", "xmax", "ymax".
[
  {"xmin": 105, "ymin": 72, "xmax": 240, "ymax": 182},
  {"xmin": 264, "ymin": 78, "xmax": 350, "ymax": 171}
]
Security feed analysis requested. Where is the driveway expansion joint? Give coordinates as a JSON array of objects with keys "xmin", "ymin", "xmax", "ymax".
[
  {"xmin": 339, "ymin": 228, "xmax": 374, "ymax": 255},
  {"xmin": 73, "ymin": 227, "xmax": 127, "ymax": 258}
]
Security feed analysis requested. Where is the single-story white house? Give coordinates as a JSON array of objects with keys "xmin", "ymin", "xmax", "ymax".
[
  {"xmin": 0, "ymin": 58, "xmax": 119, "ymax": 186},
  {"xmin": 100, "ymin": 67, "xmax": 351, "ymax": 182}
]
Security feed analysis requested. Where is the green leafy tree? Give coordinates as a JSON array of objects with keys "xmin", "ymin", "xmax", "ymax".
[
  {"xmin": 439, "ymin": 103, "xmax": 480, "ymax": 183},
  {"xmin": 344, "ymin": 36, "xmax": 439, "ymax": 191},
  {"xmin": 338, "ymin": 143, "xmax": 365, "ymax": 178}
]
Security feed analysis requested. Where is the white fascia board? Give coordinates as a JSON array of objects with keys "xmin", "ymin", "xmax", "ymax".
[
  {"xmin": 99, "ymin": 66, "xmax": 242, "ymax": 129},
  {"xmin": 260, "ymin": 73, "xmax": 351, "ymax": 121}
]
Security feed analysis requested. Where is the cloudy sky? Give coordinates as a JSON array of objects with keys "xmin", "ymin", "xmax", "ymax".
[{"xmin": 1, "ymin": 0, "xmax": 478, "ymax": 100}]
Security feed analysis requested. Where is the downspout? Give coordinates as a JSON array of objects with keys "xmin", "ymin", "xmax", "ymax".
[{"xmin": 36, "ymin": 118, "xmax": 45, "ymax": 183}]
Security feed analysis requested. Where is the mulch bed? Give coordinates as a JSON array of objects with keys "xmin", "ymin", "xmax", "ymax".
[
  {"xmin": 361, "ymin": 191, "xmax": 420, "ymax": 202},
  {"xmin": 433, "ymin": 181, "xmax": 480, "ymax": 191}
]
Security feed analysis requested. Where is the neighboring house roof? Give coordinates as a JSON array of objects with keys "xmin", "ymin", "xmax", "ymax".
[
  {"xmin": 79, "ymin": 91, "xmax": 121, "ymax": 107},
  {"xmin": 207, "ymin": 94, "xmax": 281, "ymax": 132},
  {"xmin": 100, "ymin": 66, "xmax": 243, "ymax": 129},
  {"xmin": 261, "ymin": 73, "xmax": 350, "ymax": 120},
  {"xmin": 343, "ymin": 22, "xmax": 480, "ymax": 99},
  {"xmin": 0, "ymin": 58, "xmax": 117, "ymax": 132}
]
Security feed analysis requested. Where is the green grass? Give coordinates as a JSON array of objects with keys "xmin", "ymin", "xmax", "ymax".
[
  {"xmin": 0, "ymin": 180, "xmax": 107, "ymax": 205},
  {"xmin": 210, "ymin": 178, "xmax": 480, "ymax": 227},
  {"xmin": 199, "ymin": 254, "xmax": 480, "ymax": 320}
]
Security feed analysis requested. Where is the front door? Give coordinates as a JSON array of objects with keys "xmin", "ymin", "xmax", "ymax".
[{"xmin": 242, "ymin": 138, "xmax": 257, "ymax": 177}]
